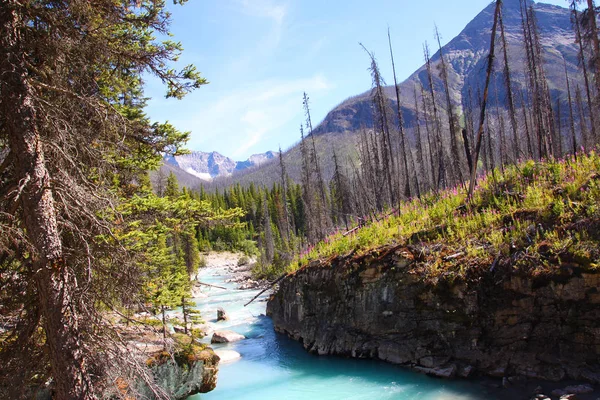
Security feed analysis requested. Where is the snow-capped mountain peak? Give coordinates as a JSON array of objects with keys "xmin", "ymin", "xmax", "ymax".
[{"xmin": 165, "ymin": 150, "xmax": 278, "ymax": 181}]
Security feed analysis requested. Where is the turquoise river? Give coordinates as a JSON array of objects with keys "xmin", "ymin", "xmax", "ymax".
[{"xmin": 188, "ymin": 262, "xmax": 506, "ymax": 400}]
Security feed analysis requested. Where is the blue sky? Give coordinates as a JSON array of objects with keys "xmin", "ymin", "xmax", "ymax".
[{"xmin": 144, "ymin": 0, "xmax": 568, "ymax": 160}]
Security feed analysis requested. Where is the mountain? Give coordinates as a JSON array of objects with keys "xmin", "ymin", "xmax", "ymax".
[
  {"xmin": 164, "ymin": 150, "xmax": 278, "ymax": 182},
  {"xmin": 312, "ymin": 0, "xmax": 578, "ymax": 136},
  {"xmin": 205, "ymin": 0, "xmax": 582, "ymax": 190}
]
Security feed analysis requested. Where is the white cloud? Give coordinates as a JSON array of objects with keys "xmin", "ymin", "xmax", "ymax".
[
  {"xmin": 170, "ymin": 74, "xmax": 331, "ymax": 158},
  {"xmin": 239, "ymin": 0, "xmax": 288, "ymax": 27}
]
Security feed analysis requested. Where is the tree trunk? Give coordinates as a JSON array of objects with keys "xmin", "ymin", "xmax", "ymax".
[
  {"xmin": 587, "ymin": 0, "xmax": 600, "ymax": 108},
  {"xmin": 388, "ymin": 30, "xmax": 413, "ymax": 199},
  {"xmin": 572, "ymin": 4, "xmax": 597, "ymax": 141},
  {"xmin": 162, "ymin": 305, "xmax": 167, "ymax": 342},
  {"xmin": 182, "ymin": 297, "xmax": 189, "ymax": 335},
  {"xmin": 468, "ymin": 0, "xmax": 501, "ymax": 200},
  {"xmin": 2, "ymin": 5, "xmax": 95, "ymax": 398}
]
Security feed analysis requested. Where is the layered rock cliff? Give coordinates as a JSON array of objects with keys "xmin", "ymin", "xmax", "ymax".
[{"xmin": 267, "ymin": 247, "xmax": 600, "ymax": 383}]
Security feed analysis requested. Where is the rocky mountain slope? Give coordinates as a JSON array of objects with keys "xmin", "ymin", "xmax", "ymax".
[{"xmin": 209, "ymin": 0, "xmax": 583, "ymax": 189}]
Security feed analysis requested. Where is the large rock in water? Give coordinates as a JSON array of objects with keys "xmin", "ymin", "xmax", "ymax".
[
  {"xmin": 211, "ymin": 330, "xmax": 245, "ymax": 343},
  {"xmin": 217, "ymin": 307, "xmax": 228, "ymax": 321},
  {"xmin": 266, "ymin": 246, "xmax": 600, "ymax": 384}
]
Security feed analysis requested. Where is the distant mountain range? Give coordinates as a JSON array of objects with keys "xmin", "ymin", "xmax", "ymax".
[
  {"xmin": 160, "ymin": 0, "xmax": 584, "ymax": 191},
  {"xmin": 161, "ymin": 150, "xmax": 278, "ymax": 185}
]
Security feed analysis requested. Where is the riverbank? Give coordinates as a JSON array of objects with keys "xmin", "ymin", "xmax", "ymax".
[
  {"xmin": 187, "ymin": 252, "xmax": 575, "ymax": 399},
  {"xmin": 267, "ymin": 247, "xmax": 600, "ymax": 399}
]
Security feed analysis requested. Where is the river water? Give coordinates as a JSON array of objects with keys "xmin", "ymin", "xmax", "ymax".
[{"xmin": 188, "ymin": 263, "xmax": 501, "ymax": 400}]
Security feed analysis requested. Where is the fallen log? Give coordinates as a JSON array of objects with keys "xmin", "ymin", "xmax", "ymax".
[
  {"xmin": 244, "ymin": 273, "xmax": 287, "ymax": 307},
  {"xmin": 196, "ymin": 281, "xmax": 227, "ymax": 290}
]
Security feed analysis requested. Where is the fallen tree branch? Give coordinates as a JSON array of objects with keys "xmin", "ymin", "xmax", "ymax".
[
  {"xmin": 244, "ymin": 273, "xmax": 287, "ymax": 307},
  {"xmin": 196, "ymin": 281, "xmax": 227, "ymax": 290}
]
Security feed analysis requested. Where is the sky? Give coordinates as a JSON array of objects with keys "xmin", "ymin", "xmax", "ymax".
[{"xmin": 144, "ymin": 0, "xmax": 569, "ymax": 161}]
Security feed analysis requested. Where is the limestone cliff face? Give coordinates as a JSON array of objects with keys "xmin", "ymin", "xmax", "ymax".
[
  {"xmin": 136, "ymin": 348, "xmax": 219, "ymax": 399},
  {"xmin": 267, "ymin": 248, "xmax": 600, "ymax": 383}
]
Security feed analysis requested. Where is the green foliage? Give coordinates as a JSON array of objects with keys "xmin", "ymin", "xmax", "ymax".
[
  {"xmin": 286, "ymin": 152, "xmax": 600, "ymax": 279},
  {"xmin": 111, "ymin": 178, "xmax": 245, "ymax": 322}
]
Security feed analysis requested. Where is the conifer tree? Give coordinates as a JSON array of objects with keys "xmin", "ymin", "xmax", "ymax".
[{"xmin": 0, "ymin": 1, "xmax": 206, "ymax": 396}]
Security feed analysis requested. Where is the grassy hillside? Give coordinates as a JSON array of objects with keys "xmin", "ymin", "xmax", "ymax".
[{"xmin": 286, "ymin": 152, "xmax": 600, "ymax": 281}]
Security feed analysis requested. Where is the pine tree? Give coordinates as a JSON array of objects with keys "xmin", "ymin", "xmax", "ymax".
[{"xmin": 0, "ymin": 1, "xmax": 206, "ymax": 397}]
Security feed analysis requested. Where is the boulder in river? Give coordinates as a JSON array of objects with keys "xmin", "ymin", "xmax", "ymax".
[
  {"xmin": 211, "ymin": 330, "xmax": 245, "ymax": 343},
  {"xmin": 217, "ymin": 307, "xmax": 228, "ymax": 321}
]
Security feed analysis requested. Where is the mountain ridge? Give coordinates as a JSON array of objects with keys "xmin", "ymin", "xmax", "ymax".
[{"xmin": 164, "ymin": 150, "xmax": 278, "ymax": 182}]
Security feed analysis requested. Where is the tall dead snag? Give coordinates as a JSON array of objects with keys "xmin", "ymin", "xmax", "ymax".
[
  {"xmin": 468, "ymin": 0, "xmax": 502, "ymax": 201},
  {"xmin": 499, "ymin": 2, "xmax": 521, "ymax": 162},
  {"xmin": 520, "ymin": 88, "xmax": 535, "ymax": 158},
  {"xmin": 388, "ymin": 29, "xmax": 415, "ymax": 199},
  {"xmin": 555, "ymin": 98, "xmax": 564, "ymax": 157},
  {"xmin": 303, "ymin": 93, "xmax": 330, "ymax": 240},
  {"xmin": 571, "ymin": 1, "xmax": 597, "ymax": 142},
  {"xmin": 576, "ymin": 85, "xmax": 590, "ymax": 150},
  {"xmin": 424, "ymin": 43, "xmax": 448, "ymax": 190},
  {"xmin": 494, "ymin": 80, "xmax": 508, "ymax": 171},
  {"xmin": 435, "ymin": 26, "xmax": 464, "ymax": 186},
  {"xmin": 413, "ymin": 85, "xmax": 430, "ymax": 193},
  {"xmin": 585, "ymin": 0, "xmax": 600, "ymax": 114},
  {"xmin": 420, "ymin": 82, "xmax": 438, "ymax": 190},
  {"xmin": 520, "ymin": 0, "xmax": 554, "ymax": 159},
  {"xmin": 299, "ymin": 126, "xmax": 316, "ymax": 243},
  {"xmin": 361, "ymin": 45, "xmax": 397, "ymax": 205},
  {"xmin": 565, "ymin": 59, "xmax": 579, "ymax": 156}
]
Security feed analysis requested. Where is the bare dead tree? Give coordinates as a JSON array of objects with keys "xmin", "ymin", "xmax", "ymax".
[
  {"xmin": 420, "ymin": 82, "xmax": 438, "ymax": 189},
  {"xmin": 435, "ymin": 26, "xmax": 465, "ymax": 186},
  {"xmin": 571, "ymin": 1, "xmax": 598, "ymax": 142},
  {"xmin": 413, "ymin": 85, "xmax": 430, "ymax": 193},
  {"xmin": 564, "ymin": 59, "xmax": 579, "ymax": 156},
  {"xmin": 499, "ymin": 2, "xmax": 521, "ymax": 162},
  {"xmin": 468, "ymin": 0, "xmax": 501, "ymax": 200},
  {"xmin": 388, "ymin": 29, "xmax": 414, "ymax": 199},
  {"xmin": 424, "ymin": 42, "xmax": 448, "ymax": 190}
]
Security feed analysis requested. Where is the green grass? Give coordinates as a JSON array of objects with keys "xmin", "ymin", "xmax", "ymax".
[{"xmin": 288, "ymin": 152, "xmax": 600, "ymax": 281}]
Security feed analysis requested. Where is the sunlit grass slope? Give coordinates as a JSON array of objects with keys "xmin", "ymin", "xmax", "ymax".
[{"xmin": 289, "ymin": 152, "xmax": 600, "ymax": 281}]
